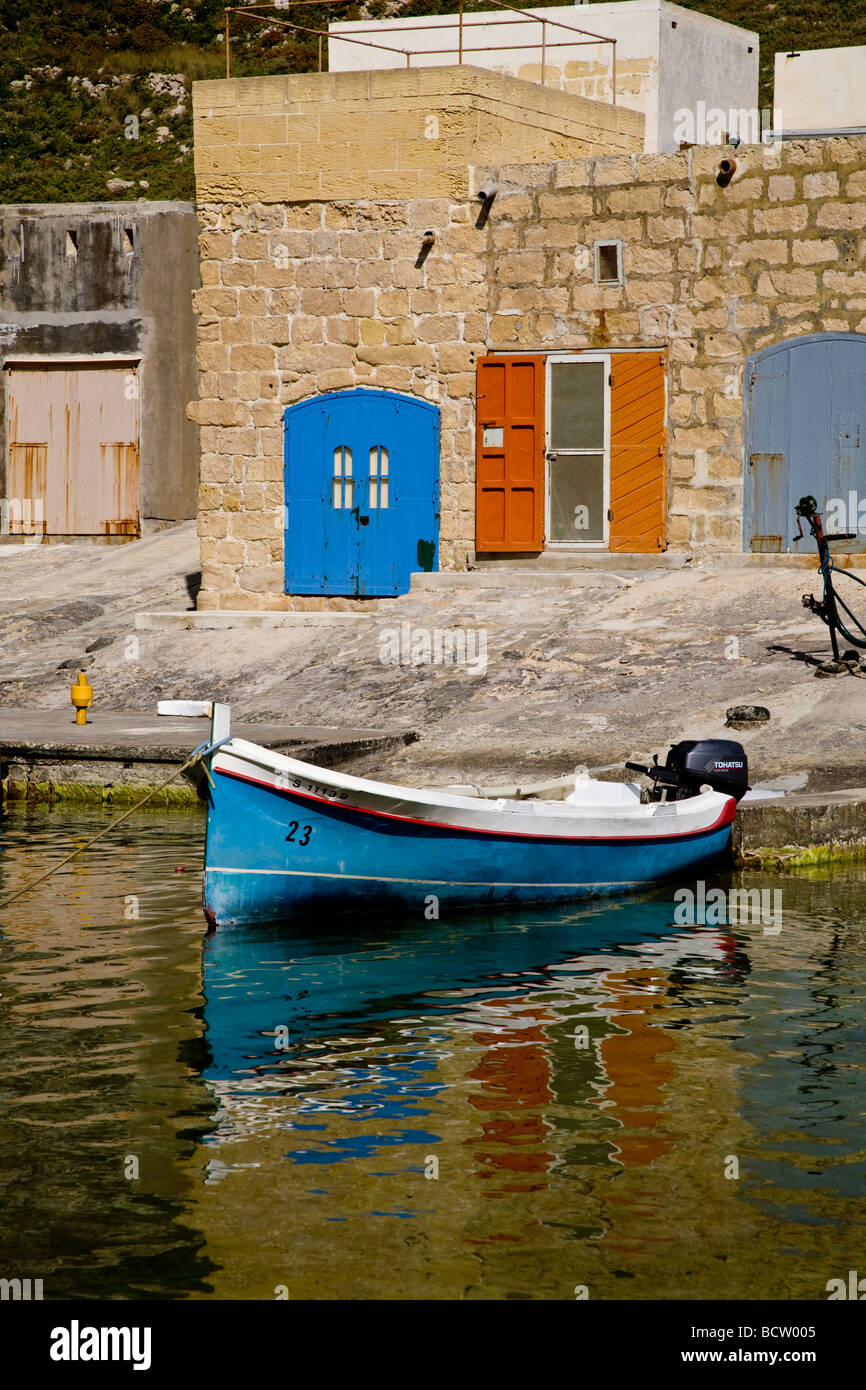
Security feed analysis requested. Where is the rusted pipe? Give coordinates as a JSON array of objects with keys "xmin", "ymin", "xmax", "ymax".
[{"xmin": 716, "ymin": 157, "xmax": 737, "ymax": 187}]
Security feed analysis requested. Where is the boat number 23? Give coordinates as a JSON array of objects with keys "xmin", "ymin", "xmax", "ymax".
[{"xmin": 285, "ymin": 821, "xmax": 313, "ymax": 846}]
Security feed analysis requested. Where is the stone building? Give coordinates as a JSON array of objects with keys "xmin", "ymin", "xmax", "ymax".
[
  {"xmin": 190, "ymin": 60, "xmax": 866, "ymax": 609},
  {"xmin": 328, "ymin": 0, "xmax": 760, "ymax": 155},
  {"xmin": 775, "ymin": 45, "xmax": 866, "ymax": 138},
  {"xmin": 0, "ymin": 202, "xmax": 200, "ymax": 540}
]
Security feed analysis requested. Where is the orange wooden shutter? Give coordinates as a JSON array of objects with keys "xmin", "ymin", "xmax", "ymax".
[
  {"xmin": 609, "ymin": 352, "xmax": 667, "ymax": 553},
  {"xmin": 476, "ymin": 354, "xmax": 545, "ymax": 552}
]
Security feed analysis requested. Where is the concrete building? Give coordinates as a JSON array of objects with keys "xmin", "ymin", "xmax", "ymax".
[
  {"xmin": 774, "ymin": 46, "xmax": 866, "ymax": 138},
  {"xmin": 190, "ymin": 43, "xmax": 866, "ymax": 611},
  {"xmin": 328, "ymin": 0, "xmax": 760, "ymax": 155},
  {"xmin": 0, "ymin": 202, "xmax": 200, "ymax": 540}
]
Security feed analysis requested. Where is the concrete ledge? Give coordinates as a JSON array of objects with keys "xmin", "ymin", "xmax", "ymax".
[
  {"xmin": 0, "ymin": 712, "xmax": 417, "ymax": 803},
  {"xmin": 471, "ymin": 553, "xmax": 689, "ymax": 572},
  {"xmin": 708, "ymin": 552, "xmax": 866, "ymax": 571},
  {"xmin": 136, "ymin": 610, "xmax": 368, "ymax": 630},
  {"xmin": 1, "ymin": 760, "xmax": 204, "ymax": 808},
  {"xmin": 411, "ymin": 569, "xmax": 630, "ymax": 590},
  {"xmin": 0, "ymin": 712, "xmax": 414, "ymax": 759},
  {"xmin": 470, "ymin": 551, "xmax": 866, "ymax": 572},
  {"xmin": 734, "ymin": 787, "xmax": 866, "ymax": 866}
]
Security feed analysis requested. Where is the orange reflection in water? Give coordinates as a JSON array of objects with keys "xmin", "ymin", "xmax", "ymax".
[
  {"xmin": 466, "ymin": 1002, "xmax": 555, "ymax": 1197},
  {"xmin": 594, "ymin": 969, "xmax": 676, "ymax": 1167}
]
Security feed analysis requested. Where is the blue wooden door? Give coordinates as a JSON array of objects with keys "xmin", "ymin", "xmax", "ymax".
[
  {"xmin": 744, "ymin": 333, "xmax": 866, "ymax": 552},
  {"xmin": 284, "ymin": 388, "xmax": 439, "ymax": 595}
]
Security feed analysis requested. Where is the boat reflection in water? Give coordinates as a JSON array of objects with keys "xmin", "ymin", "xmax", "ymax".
[
  {"xmin": 201, "ymin": 893, "xmax": 737, "ymax": 1079},
  {"xmin": 196, "ymin": 895, "xmax": 748, "ymax": 1292},
  {"xmin": 193, "ymin": 881, "xmax": 866, "ymax": 1300}
]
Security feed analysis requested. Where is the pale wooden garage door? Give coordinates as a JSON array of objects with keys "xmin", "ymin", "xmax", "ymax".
[{"xmin": 6, "ymin": 362, "xmax": 140, "ymax": 535}]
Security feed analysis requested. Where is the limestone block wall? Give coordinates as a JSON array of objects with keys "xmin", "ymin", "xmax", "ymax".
[
  {"xmin": 193, "ymin": 66, "xmax": 644, "ymax": 204},
  {"xmin": 191, "ymin": 193, "xmax": 486, "ymax": 608},
  {"xmin": 191, "ymin": 63, "xmax": 866, "ymax": 607},
  {"xmin": 191, "ymin": 66, "xmax": 642, "ymax": 609},
  {"xmin": 478, "ymin": 134, "xmax": 866, "ymax": 549}
]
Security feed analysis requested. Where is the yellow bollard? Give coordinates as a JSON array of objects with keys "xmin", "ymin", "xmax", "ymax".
[{"xmin": 71, "ymin": 670, "xmax": 92, "ymax": 726}]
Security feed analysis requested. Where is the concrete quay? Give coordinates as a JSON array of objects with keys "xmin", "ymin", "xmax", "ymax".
[
  {"xmin": 3, "ymin": 524, "xmax": 866, "ymax": 861},
  {"xmin": 0, "ymin": 711, "xmax": 416, "ymax": 805}
]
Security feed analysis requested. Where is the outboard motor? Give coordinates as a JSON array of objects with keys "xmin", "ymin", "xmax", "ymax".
[{"xmin": 626, "ymin": 740, "xmax": 749, "ymax": 803}]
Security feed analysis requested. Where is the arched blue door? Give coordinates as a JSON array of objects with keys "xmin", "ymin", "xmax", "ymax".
[
  {"xmin": 744, "ymin": 333, "xmax": 866, "ymax": 553},
  {"xmin": 284, "ymin": 388, "xmax": 439, "ymax": 596}
]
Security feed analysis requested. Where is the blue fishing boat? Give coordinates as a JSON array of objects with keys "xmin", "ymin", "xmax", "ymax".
[{"xmin": 195, "ymin": 705, "xmax": 748, "ymax": 928}]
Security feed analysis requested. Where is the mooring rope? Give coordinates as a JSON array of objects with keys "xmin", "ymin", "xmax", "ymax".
[{"xmin": 0, "ymin": 736, "xmax": 231, "ymax": 912}]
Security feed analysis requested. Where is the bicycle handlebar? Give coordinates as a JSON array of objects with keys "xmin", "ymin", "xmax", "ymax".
[{"xmin": 792, "ymin": 499, "xmax": 856, "ymax": 546}]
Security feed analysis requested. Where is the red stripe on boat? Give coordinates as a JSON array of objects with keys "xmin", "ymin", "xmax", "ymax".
[{"xmin": 215, "ymin": 765, "xmax": 737, "ymax": 844}]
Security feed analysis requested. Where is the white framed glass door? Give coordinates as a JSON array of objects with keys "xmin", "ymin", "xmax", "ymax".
[{"xmin": 545, "ymin": 354, "xmax": 610, "ymax": 546}]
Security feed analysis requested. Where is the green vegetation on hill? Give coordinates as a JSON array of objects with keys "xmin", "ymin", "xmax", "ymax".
[
  {"xmin": 0, "ymin": 0, "xmax": 336, "ymax": 202},
  {"xmin": 0, "ymin": 1, "xmax": 864, "ymax": 204}
]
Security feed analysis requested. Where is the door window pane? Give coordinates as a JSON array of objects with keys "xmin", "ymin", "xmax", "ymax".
[
  {"xmin": 550, "ymin": 362, "xmax": 605, "ymax": 449},
  {"xmin": 549, "ymin": 452, "xmax": 605, "ymax": 542},
  {"xmin": 368, "ymin": 445, "xmax": 389, "ymax": 509},
  {"xmin": 380, "ymin": 445, "xmax": 389, "ymax": 510},
  {"xmin": 332, "ymin": 446, "xmax": 353, "ymax": 507}
]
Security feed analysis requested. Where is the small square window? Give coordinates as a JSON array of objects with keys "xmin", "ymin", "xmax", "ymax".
[
  {"xmin": 65, "ymin": 230, "xmax": 78, "ymax": 257},
  {"xmin": 594, "ymin": 239, "xmax": 622, "ymax": 286}
]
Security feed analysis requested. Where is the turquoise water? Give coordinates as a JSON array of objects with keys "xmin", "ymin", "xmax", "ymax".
[{"xmin": 1, "ymin": 805, "xmax": 865, "ymax": 1299}]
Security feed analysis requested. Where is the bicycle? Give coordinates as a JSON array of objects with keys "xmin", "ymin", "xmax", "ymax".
[{"xmin": 794, "ymin": 494, "xmax": 866, "ymax": 671}]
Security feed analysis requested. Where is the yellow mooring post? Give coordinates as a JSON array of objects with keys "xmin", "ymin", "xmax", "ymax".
[{"xmin": 71, "ymin": 670, "xmax": 93, "ymax": 725}]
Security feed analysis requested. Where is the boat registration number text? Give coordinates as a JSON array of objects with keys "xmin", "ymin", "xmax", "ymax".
[{"xmin": 275, "ymin": 772, "xmax": 349, "ymax": 801}]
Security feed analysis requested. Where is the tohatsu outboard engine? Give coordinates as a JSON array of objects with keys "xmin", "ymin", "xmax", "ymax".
[{"xmin": 625, "ymin": 740, "xmax": 749, "ymax": 803}]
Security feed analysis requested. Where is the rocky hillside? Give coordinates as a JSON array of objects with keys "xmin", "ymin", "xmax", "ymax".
[
  {"xmin": 0, "ymin": 1, "xmax": 863, "ymax": 204},
  {"xmin": 0, "ymin": 0, "xmax": 327, "ymax": 202}
]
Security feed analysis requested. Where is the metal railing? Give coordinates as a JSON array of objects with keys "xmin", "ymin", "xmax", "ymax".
[{"xmin": 224, "ymin": 2, "xmax": 617, "ymax": 103}]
